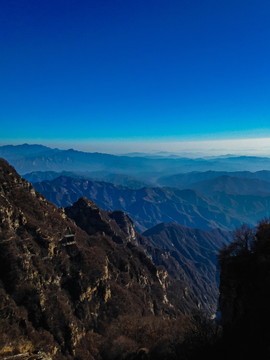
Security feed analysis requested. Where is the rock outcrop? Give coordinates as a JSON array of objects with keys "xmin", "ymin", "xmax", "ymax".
[{"xmin": 0, "ymin": 158, "xmax": 196, "ymax": 359}]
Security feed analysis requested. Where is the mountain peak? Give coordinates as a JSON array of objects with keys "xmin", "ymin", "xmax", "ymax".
[
  {"xmin": 0, "ymin": 157, "xmax": 16, "ymax": 175},
  {"xmin": 73, "ymin": 196, "xmax": 99, "ymax": 209}
]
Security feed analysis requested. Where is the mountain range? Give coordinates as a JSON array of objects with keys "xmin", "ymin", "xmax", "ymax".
[
  {"xmin": 32, "ymin": 176, "xmax": 241, "ymax": 232},
  {"xmin": 2, "ymin": 145, "xmax": 270, "ymax": 180},
  {"xmin": 32, "ymin": 175, "xmax": 270, "ymax": 233},
  {"xmin": 23, "ymin": 170, "xmax": 148, "ymax": 190}
]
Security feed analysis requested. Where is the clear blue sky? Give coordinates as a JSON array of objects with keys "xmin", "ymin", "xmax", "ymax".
[{"xmin": 1, "ymin": 0, "xmax": 270, "ymax": 150}]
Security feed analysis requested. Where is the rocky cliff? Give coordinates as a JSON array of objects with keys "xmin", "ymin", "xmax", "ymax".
[
  {"xmin": 143, "ymin": 223, "xmax": 232, "ymax": 316},
  {"xmin": 0, "ymin": 158, "xmax": 196, "ymax": 360}
]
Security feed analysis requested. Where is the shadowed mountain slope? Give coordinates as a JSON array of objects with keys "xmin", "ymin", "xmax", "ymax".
[
  {"xmin": 0, "ymin": 158, "xmax": 197, "ymax": 359},
  {"xmin": 143, "ymin": 223, "xmax": 232, "ymax": 316},
  {"xmin": 65, "ymin": 198, "xmax": 230, "ymax": 316}
]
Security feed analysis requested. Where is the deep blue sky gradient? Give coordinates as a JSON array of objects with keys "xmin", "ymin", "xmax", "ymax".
[{"xmin": 1, "ymin": 0, "xmax": 270, "ymax": 146}]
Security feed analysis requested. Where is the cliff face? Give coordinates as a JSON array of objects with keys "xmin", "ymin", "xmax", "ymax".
[
  {"xmin": 65, "ymin": 201, "xmax": 232, "ymax": 316},
  {"xmin": 65, "ymin": 198, "xmax": 137, "ymax": 245},
  {"xmin": 64, "ymin": 197, "xmax": 199, "ymax": 316},
  {"xmin": 143, "ymin": 223, "xmax": 232, "ymax": 316},
  {"xmin": 218, "ymin": 223, "xmax": 270, "ymax": 358},
  {"xmin": 0, "ymin": 159, "xmax": 195, "ymax": 360}
]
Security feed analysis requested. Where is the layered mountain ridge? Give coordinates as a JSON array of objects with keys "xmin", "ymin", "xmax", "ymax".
[
  {"xmin": 33, "ymin": 175, "xmax": 270, "ymax": 232},
  {"xmin": 2, "ymin": 144, "xmax": 270, "ymax": 178}
]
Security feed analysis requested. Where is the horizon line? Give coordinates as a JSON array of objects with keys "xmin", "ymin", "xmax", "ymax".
[{"xmin": 0, "ymin": 137, "xmax": 270, "ymax": 158}]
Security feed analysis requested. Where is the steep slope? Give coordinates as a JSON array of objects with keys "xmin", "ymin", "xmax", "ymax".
[
  {"xmin": 143, "ymin": 223, "xmax": 232, "ymax": 315},
  {"xmin": 64, "ymin": 197, "xmax": 198, "ymax": 312},
  {"xmin": 64, "ymin": 199, "xmax": 227, "ymax": 315},
  {"xmin": 210, "ymin": 192, "xmax": 270, "ymax": 227},
  {"xmin": 0, "ymin": 158, "xmax": 195, "ymax": 359},
  {"xmin": 33, "ymin": 176, "xmax": 243, "ymax": 232}
]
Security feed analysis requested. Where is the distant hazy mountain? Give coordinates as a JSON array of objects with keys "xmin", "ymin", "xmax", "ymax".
[
  {"xmin": 158, "ymin": 170, "xmax": 270, "ymax": 188},
  {"xmin": 92, "ymin": 173, "xmax": 149, "ymax": 188},
  {"xmin": 25, "ymin": 169, "xmax": 270, "ymax": 193},
  {"xmin": 188, "ymin": 175, "xmax": 270, "ymax": 196},
  {"xmin": 0, "ymin": 144, "xmax": 51, "ymax": 158},
  {"xmin": 23, "ymin": 170, "xmax": 81, "ymax": 183},
  {"xmin": 2, "ymin": 144, "xmax": 270, "ymax": 179},
  {"xmin": 23, "ymin": 170, "xmax": 148, "ymax": 189},
  {"xmin": 0, "ymin": 144, "xmax": 210, "ymax": 177},
  {"xmin": 33, "ymin": 176, "xmax": 252, "ymax": 232},
  {"xmin": 210, "ymin": 191, "xmax": 270, "ymax": 223}
]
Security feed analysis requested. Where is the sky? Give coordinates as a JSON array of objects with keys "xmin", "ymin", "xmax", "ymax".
[{"xmin": 1, "ymin": 0, "xmax": 270, "ymax": 154}]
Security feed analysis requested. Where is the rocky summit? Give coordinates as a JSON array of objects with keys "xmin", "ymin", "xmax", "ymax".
[{"xmin": 0, "ymin": 158, "xmax": 198, "ymax": 360}]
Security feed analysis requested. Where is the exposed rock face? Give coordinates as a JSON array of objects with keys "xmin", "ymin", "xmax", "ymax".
[
  {"xmin": 107, "ymin": 210, "xmax": 137, "ymax": 243},
  {"xmin": 142, "ymin": 223, "xmax": 232, "ymax": 315},
  {"xmin": 65, "ymin": 198, "xmax": 199, "ymax": 316},
  {"xmin": 0, "ymin": 158, "xmax": 195, "ymax": 359},
  {"xmin": 65, "ymin": 201, "xmax": 231, "ymax": 316},
  {"xmin": 65, "ymin": 197, "xmax": 136, "ymax": 245}
]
